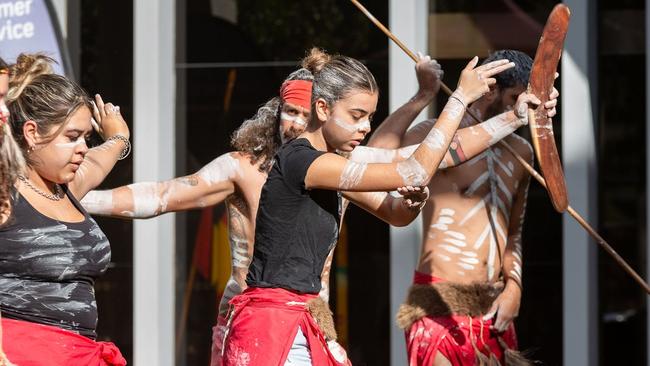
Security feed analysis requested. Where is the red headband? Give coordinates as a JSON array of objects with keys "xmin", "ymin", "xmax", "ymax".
[{"xmin": 280, "ymin": 80, "xmax": 312, "ymax": 110}]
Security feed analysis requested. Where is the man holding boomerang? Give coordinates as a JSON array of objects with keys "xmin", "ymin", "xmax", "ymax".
[{"xmin": 395, "ymin": 50, "xmax": 559, "ymax": 366}]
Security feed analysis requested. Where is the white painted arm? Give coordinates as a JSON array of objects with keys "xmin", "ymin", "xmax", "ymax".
[{"xmin": 81, "ymin": 153, "xmax": 241, "ymax": 218}]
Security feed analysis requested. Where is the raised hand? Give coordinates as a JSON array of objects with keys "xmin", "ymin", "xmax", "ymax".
[
  {"xmin": 455, "ymin": 57, "xmax": 516, "ymax": 105},
  {"xmin": 415, "ymin": 53, "xmax": 443, "ymax": 98},
  {"xmin": 91, "ymin": 94, "xmax": 130, "ymax": 140}
]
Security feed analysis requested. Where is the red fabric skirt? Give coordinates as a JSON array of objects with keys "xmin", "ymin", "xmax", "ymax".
[
  {"xmin": 222, "ymin": 287, "xmax": 350, "ymax": 366},
  {"xmin": 405, "ymin": 272, "xmax": 518, "ymax": 366},
  {"xmin": 2, "ymin": 318, "xmax": 126, "ymax": 366}
]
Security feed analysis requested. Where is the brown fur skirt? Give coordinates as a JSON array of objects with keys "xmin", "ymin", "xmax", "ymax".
[{"xmin": 397, "ymin": 280, "xmax": 534, "ymax": 366}]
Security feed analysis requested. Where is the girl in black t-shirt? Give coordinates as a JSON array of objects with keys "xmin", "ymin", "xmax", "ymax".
[{"xmin": 223, "ymin": 48, "xmax": 515, "ymax": 365}]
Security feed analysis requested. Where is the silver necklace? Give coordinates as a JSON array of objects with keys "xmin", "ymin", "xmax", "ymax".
[{"xmin": 18, "ymin": 175, "xmax": 64, "ymax": 201}]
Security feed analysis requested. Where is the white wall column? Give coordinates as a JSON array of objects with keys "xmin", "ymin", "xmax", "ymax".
[
  {"xmin": 561, "ymin": 0, "xmax": 598, "ymax": 365},
  {"xmin": 133, "ymin": 0, "xmax": 175, "ymax": 365},
  {"xmin": 388, "ymin": 1, "xmax": 428, "ymax": 364}
]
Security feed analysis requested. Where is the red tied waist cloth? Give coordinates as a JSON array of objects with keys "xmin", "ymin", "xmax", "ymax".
[
  {"xmin": 405, "ymin": 271, "xmax": 518, "ymax": 366},
  {"xmin": 2, "ymin": 318, "xmax": 126, "ymax": 366},
  {"xmin": 222, "ymin": 287, "xmax": 351, "ymax": 366}
]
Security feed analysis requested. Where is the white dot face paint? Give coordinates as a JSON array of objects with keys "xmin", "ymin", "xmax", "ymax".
[
  {"xmin": 333, "ymin": 117, "xmax": 371, "ymax": 133},
  {"xmin": 280, "ymin": 112, "xmax": 307, "ymax": 127},
  {"xmin": 197, "ymin": 154, "xmax": 242, "ymax": 185},
  {"xmin": 339, "ymin": 160, "xmax": 367, "ymax": 190},
  {"xmin": 396, "ymin": 157, "xmax": 427, "ymax": 186},
  {"xmin": 80, "ymin": 190, "xmax": 113, "ymax": 216}
]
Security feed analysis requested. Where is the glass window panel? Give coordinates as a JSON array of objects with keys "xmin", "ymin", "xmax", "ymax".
[{"xmin": 597, "ymin": 1, "xmax": 647, "ymax": 365}]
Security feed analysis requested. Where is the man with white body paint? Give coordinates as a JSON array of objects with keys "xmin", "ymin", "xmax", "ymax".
[{"xmin": 393, "ymin": 50, "xmax": 559, "ymax": 366}]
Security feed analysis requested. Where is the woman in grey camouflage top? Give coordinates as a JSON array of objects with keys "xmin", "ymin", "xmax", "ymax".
[{"xmin": 0, "ymin": 53, "xmax": 130, "ymax": 366}]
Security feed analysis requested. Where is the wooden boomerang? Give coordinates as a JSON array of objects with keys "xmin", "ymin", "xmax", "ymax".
[
  {"xmin": 528, "ymin": 4, "xmax": 570, "ymax": 212},
  {"xmin": 350, "ymin": 0, "xmax": 650, "ymax": 294}
]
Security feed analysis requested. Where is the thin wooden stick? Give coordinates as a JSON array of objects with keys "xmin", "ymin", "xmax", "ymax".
[
  {"xmin": 350, "ymin": 0, "xmax": 650, "ymax": 294},
  {"xmin": 350, "ymin": 0, "xmax": 488, "ymax": 127},
  {"xmin": 500, "ymin": 141, "xmax": 650, "ymax": 294}
]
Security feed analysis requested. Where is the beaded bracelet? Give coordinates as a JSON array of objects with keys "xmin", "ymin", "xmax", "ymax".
[{"xmin": 107, "ymin": 134, "xmax": 131, "ymax": 160}]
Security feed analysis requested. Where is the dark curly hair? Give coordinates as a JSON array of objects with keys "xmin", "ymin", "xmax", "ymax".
[
  {"xmin": 230, "ymin": 68, "xmax": 313, "ymax": 172},
  {"xmin": 482, "ymin": 50, "xmax": 533, "ymax": 89}
]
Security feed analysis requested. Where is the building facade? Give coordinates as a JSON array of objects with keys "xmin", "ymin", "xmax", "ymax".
[{"xmin": 38, "ymin": 0, "xmax": 650, "ymax": 365}]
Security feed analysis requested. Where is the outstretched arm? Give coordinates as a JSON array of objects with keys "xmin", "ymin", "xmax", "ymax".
[
  {"xmin": 81, "ymin": 153, "xmax": 241, "ymax": 218},
  {"xmin": 366, "ymin": 54, "xmax": 442, "ymax": 149},
  {"xmin": 347, "ymin": 89, "xmax": 557, "ymax": 168},
  {"xmin": 69, "ymin": 94, "xmax": 131, "ymax": 199},
  {"xmin": 402, "ymin": 82, "xmax": 560, "ymax": 163},
  {"xmin": 350, "ymin": 108, "xmax": 524, "ymax": 167},
  {"xmin": 306, "ymin": 57, "xmax": 514, "ymax": 193}
]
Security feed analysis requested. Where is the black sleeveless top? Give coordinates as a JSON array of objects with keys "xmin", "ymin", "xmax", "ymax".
[
  {"xmin": 247, "ymin": 138, "xmax": 341, "ymax": 294},
  {"xmin": 0, "ymin": 186, "xmax": 111, "ymax": 339}
]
